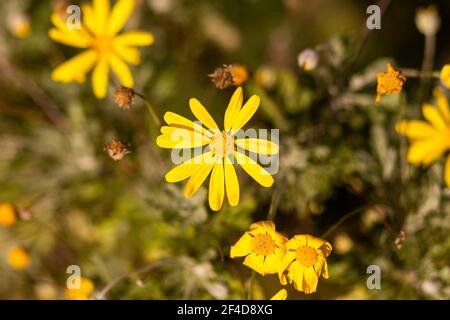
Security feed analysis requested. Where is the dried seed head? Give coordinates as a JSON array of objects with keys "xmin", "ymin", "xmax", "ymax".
[
  {"xmin": 209, "ymin": 64, "xmax": 248, "ymax": 89},
  {"xmin": 114, "ymin": 86, "xmax": 135, "ymax": 109},
  {"xmin": 394, "ymin": 230, "xmax": 406, "ymax": 250},
  {"xmin": 105, "ymin": 140, "xmax": 131, "ymax": 161}
]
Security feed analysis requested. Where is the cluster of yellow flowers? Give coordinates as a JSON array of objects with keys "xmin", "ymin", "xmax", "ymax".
[{"xmin": 231, "ymin": 221, "xmax": 332, "ymax": 297}]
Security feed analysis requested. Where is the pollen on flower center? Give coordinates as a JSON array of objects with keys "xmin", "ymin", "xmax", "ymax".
[
  {"xmin": 296, "ymin": 246, "xmax": 318, "ymax": 266},
  {"xmin": 94, "ymin": 35, "xmax": 114, "ymax": 54},
  {"xmin": 210, "ymin": 131, "xmax": 234, "ymax": 158},
  {"xmin": 252, "ymin": 234, "xmax": 276, "ymax": 256}
]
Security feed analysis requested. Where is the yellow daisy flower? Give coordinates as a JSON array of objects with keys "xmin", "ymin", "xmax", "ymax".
[
  {"xmin": 65, "ymin": 277, "xmax": 95, "ymax": 300},
  {"xmin": 156, "ymin": 87, "xmax": 279, "ymax": 211},
  {"xmin": 7, "ymin": 246, "xmax": 31, "ymax": 270},
  {"xmin": 270, "ymin": 288, "xmax": 287, "ymax": 300},
  {"xmin": 376, "ymin": 64, "xmax": 406, "ymax": 104},
  {"xmin": 440, "ymin": 64, "xmax": 450, "ymax": 88},
  {"xmin": 396, "ymin": 89, "xmax": 450, "ymax": 188},
  {"xmin": 0, "ymin": 203, "xmax": 17, "ymax": 226},
  {"xmin": 230, "ymin": 221, "xmax": 287, "ymax": 276},
  {"xmin": 278, "ymin": 235, "xmax": 332, "ymax": 294},
  {"xmin": 49, "ymin": 0, "xmax": 154, "ymax": 98}
]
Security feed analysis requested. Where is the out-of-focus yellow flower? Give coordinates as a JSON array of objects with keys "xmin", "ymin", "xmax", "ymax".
[
  {"xmin": 49, "ymin": 0, "xmax": 154, "ymax": 98},
  {"xmin": 0, "ymin": 203, "xmax": 17, "ymax": 226},
  {"xmin": 7, "ymin": 246, "xmax": 31, "ymax": 270},
  {"xmin": 156, "ymin": 87, "xmax": 279, "ymax": 211},
  {"xmin": 230, "ymin": 221, "xmax": 287, "ymax": 276},
  {"xmin": 415, "ymin": 5, "xmax": 441, "ymax": 36},
  {"xmin": 396, "ymin": 89, "xmax": 450, "ymax": 188},
  {"xmin": 278, "ymin": 235, "xmax": 332, "ymax": 294},
  {"xmin": 270, "ymin": 288, "xmax": 287, "ymax": 300},
  {"xmin": 7, "ymin": 13, "xmax": 31, "ymax": 39},
  {"xmin": 65, "ymin": 277, "xmax": 95, "ymax": 300},
  {"xmin": 297, "ymin": 48, "xmax": 318, "ymax": 71},
  {"xmin": 376, "ymin": 64, "xmax": 406, "ymax": 104},
  {"xmin": 440, "ymin": 64, "xmax": 450, "ymax": 88}
]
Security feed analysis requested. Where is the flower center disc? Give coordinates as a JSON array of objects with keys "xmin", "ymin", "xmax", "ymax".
[
  {"xmin": 210, "ymin": 131, "xmax": 234, "ymax": 158},
  {"xmin": 252, "ymin": 234, "xmax": 276, "ymax": 256},
  {"xmin": 296, "ymin": 246, "xmax": 318, "ymax": 266}
]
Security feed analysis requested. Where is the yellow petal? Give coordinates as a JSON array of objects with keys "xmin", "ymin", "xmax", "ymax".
[
  {"xmin": 249, "ymin": 220, "xmax": 275, "ymax": 234},
  {"xmin": 422, "ymin": 104, "xmax": 447, "ymax": 132},
  {"xmin": 289, "ymin": 262, "xmax": 305, "ymax": 292},
  {"xmin": 303, "ymin": 267, "xmax": 319, "ymax": 294},
  {"xmin": 270, "ymin": 289, "xmax": 287, "ymax": 300},
  {"xmin": 224, "ymin": 87, "xmax": 243, "ymax": 130},
  {"xmin": 322, "ymin": 260, "xmax": 329, "ymax": 279},
  {"xmin": 234, "ymin": 151, "xmax": 274, "ymax": 187},
  {"xmin": 235, "ymin": 138, "xmax": 279, "ymax": 155},
  {"xmin": 107, "ymin": 0, "xmax": 135, "ymax": 35},
  {"xmin": 114, "ymin": 45, "xmax": 141, "ymax": 65},
  {"xmin": 232, "ymin": 95, "xmax": 260, "ymax": 131},
  {"xmin": 434, "ymin": 88, "xmax": 450, "ymax": 123},
  {"xmin": 163, "ymin": 112, "xmax": 212, "ymax": 138},
  {"xmin": 114, "ymin": 31, "xmax": 154, "ymax": 47},
  {"xmin": 262, "ymin": 248, "xmax": 285, "ymax": 275},
  {"xmin": 92, "ymin": 57, "xmax": 109, "ymax": 99},
  {"xmin": 445, "ymin": 155, "xmax": 450, "ymax": 188},
  {"xmin": 94, "ymin": 0, "xmax": 110, "ymax": 33},
  {"xmin": 184, "ymin": 154, "xmax": 215, "ymax": 197},
  {"xmin": 209, "ymin": 162, "xmax": 225, "ymax": 211},
  {"xmin": 270, "ymin": 288, "xmax": 287, "ymax": 300},
  {"xmin": 82, "ymin": 4, "xmax": 98, "ymax": 35},
  {"xmin": 395, "ymin": 120, "xmax": 439, "ymax": 139},
  {"xmin": 230, "ymin": 232, "xmax": 253, "ymax": 258},
  {"xmin": 51, "ymin": 50, "xmax": 98, "ymax": 83},
  {"xmin": 243, "ymin": 253, "xmax": 265, "ymax": 275},
  {"xmin": 109, "ymin": 54, "xmax": 134, "ymax": 87},
  {"xmin": 224, "ymin": 156, "xmax": 239, "ymax": 206},
  {"xmin": 189, "ymin": 98, "xmax": 219, "ymax": 130}
]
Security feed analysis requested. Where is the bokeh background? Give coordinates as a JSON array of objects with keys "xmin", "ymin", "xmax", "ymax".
[{"xmin": 0, "ymin": 0, "xmax": 449, "ymax": 299}]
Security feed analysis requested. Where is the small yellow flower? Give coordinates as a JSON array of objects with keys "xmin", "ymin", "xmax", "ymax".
[
  {"xmin": 270, "ymin": 288, "xmax": 287, "ymax": 300},
  {"xmin": 49, "ymin": 0, "xmax": 154, "ymax": 98},
  {"xmin": 65, "ymin": 277, "xmax": 95, "ymax": 300},
  {"xmin": 376, "ymin": 64, "xmax": 406, "ymax": 104},
  {"xmin": 278, "ymin": 235, "xmax": 332, "ymax": 294},
  {"xmin": 209, "ymin": 64, "xmax": 248, "ymax": 89},
  {"xmin": 156, "ymin": 87, "xmax": 279, "ymax": 211},
  {"xmin": 230, "ymin": 221, "xmax": 287, "ymax": 276},
  {"xmin": 7, "ymin": 246, "xmax": 31, "ymax": 270},
  {"xmin": 440, "ymin": 64, "xmax": 450, "ymax": 88},
  {"xmin": 0, "ymin": 203, "xmax": 17, "ymax": 226},
  {"xmin": 396, "ymin": 89, "xmax": 450, "ymax": 188}
]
